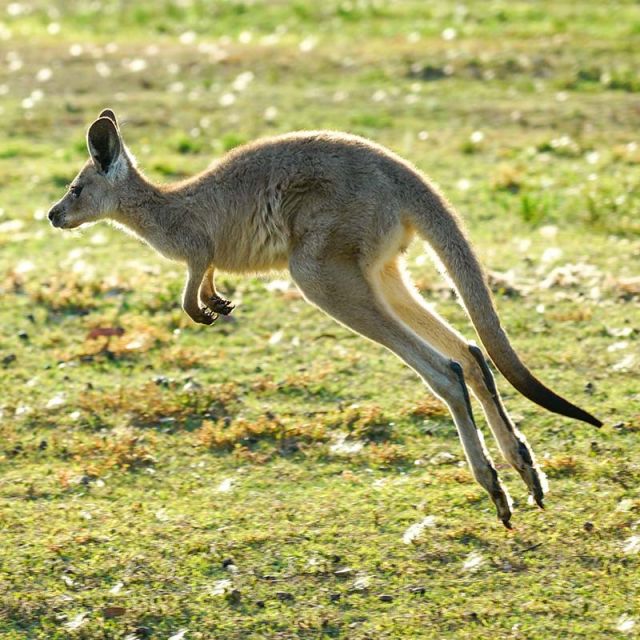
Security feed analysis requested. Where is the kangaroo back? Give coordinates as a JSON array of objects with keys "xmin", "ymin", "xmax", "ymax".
[{"xmin": 409, "ymin": 189, "xmax": 602, "ymax": 427}]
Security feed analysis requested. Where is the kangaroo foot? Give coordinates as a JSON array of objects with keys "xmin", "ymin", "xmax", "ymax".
[{"xmin": 487, "ymin": 466, "xmax": 513, "ymax": 529}]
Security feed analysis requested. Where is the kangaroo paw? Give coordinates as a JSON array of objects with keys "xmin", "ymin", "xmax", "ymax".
[{"xmin": 208, "ymin": 296, "xmax": 235, "ymax": 315}]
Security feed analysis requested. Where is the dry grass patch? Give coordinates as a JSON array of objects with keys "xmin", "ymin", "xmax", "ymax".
[
  {"xmin": 542, "ymin": 455, "xmax": 584, "ymax": 478},
  {"xmin": 27, "ymin": 273, "xmax": 104, "ymax": 314},
  {"xmin": 196, "ymin": 413, "xmax": 329, "ymax": 453},
  {"xmin": 52, "ymin": 428, "xmax": 157, "ymax": 477},
  {"xmin": 76, "ymin": 381, "xmax": 240, "ymax": 428},
  {"xmin": 325, "ymin": 404, "xmax": 395, "ymax": 442},
  {"xmin": 404, "ymin": 397, "xmax": 449, "ymax": 420}
]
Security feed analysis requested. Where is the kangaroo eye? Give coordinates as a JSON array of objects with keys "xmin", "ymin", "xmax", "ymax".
[{"xmin": 70, "ymin": 185, "xmax": 83, "ymax": 197}]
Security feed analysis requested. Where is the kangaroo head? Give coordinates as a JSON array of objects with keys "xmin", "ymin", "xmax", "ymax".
[{"xmin": 48, "ymin": 109, "xmax": 130, "ymax": 229}]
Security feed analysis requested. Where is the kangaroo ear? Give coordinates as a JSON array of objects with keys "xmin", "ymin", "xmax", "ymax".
[
  {"xmin": 98, "ymin": 108, "xmax": 118, "ymax": 128},
  {"xmin": 87, "ymin": 117, "xmax": 121, "ymax": 174}
]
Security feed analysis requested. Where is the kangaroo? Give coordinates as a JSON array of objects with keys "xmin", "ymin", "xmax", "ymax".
[{"xmin": 48, "ymin": 109, "xmax": 602, "ymax": 527}]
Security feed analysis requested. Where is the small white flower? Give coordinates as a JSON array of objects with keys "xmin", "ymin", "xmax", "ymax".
[
  {"xmin": 64, "ymin": 613, "xmax": 88, "ymax": 630},
  {"xmin": 353, "ymin": 575, "xmax": 371, "ymax": 589},
  {"xmin": 0, "ymin": 219, "xmax": 24, "ymax": 233},
  {"xmin": 607, "ymin": 341, "xmax": 629, "ymax": 353},
  {"xmin": 7, "ymin": 3, "xmax": 25, "ymax": 17},
  {"xmin": 402, "ymin": 516, "xmax": 436, "ymax": 544},
  {"xmin": 265, "ymin": 279, "xmax": 290, "ymax": 292},
  {"xmin": 264, "ymin": 106, "xmax": 278, "ymax": 123},
  {"xmin": 232, "ymin": 71, "xmax": 254, "ymax": 92},
  {"xmin": 541, "ymin": 247, "xmax": 563, "ymax": 263},
  {"xmin": 586, "ymin": 151, "xmax": 600, "ymax": 165},
  {"xmin": 622, "ymin": 535, "xmax": 640, "ymax": 554},
  {"xmin": 539, "ymin": 225, "xmax": 558, "ymax": 238},
  {"xmin": 179, "ymin": 31, "xmax": 196, "ymax": 45},
  {"xmin": 96, "ymin": 62, "xmax": 111, "ymax": 78},
  {"xmin": 36, "ymin": 67, "xmax": 52, "ymax": 82},
  {"xmin": 15, "ymin": 259, "xmax": 34, "ymax": 274},
  {"xmin": 330, "ymin": 434, "xmax": 363, "ymax": 456},
  {"xmin": 612, "ymin": 354, "xmax": 635, "ymax": 372},
  {"xmin": 109, "ymin": 581, "xmax": 124, "ymax": 595},
  {"xmin": 210, "ymin": 579, "xmax": 232, "ymax": 596},
  {"xmin": 219, "ymin": 92, "xmax": 236, "ymax": 107},
  {"xmin": 216, "ymin": 478, "xmax": 234, "ymax": 493},
  {"xmin": 155, "ymin": 509, "xmax": 170, "ymax": 522},
  {"xmin": 127, "ymin": 58, "xmax": 147, "ymax": 72},
  {"xmin": 46, "ymin": 393, "xmax": 65, "ymax": 409},
  {"xmin": 462, "ymin": 551, "xmax": 484, "ymax": 571},
  {"xmin": 299, "ymin": 36, "xmax": 317, "ymax": 52},
  {"xmin": 617, "ymin": 614, "xmax": 636, "ymax": 634},
  {"xmin": 124, "ymin": 337, "xmax": 144, "ymax": 351},
  {"xmin": 261, "ymin": 33, "xmax": 280, "ymax": 46},
  {"xmin": 442, "ymin": 27, "xmax": 457, "ymax": 41},
  {"xmin": 616, "ymin": 499, "xmax": 634, "ymax": 512}
]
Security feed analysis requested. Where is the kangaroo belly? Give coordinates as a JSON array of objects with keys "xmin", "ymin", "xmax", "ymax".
[{"xmin": 216, "ymin": 206, "xmax": 291, "ymax": 273}]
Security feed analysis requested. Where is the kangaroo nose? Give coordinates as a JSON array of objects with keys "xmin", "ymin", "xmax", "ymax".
[{"xmin": 48, "ymin": 206, "xmax": 62, "ymax": 226}]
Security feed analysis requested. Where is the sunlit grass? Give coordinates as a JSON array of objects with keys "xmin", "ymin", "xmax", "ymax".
[{"xmin": 0, "ymin": 1, "xmax": 639, "ymax": 638}]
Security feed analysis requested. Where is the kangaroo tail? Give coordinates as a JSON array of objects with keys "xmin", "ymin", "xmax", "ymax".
[{"xmin": 410, "ymin": 191, "xmax": 602, "ymax": 427}]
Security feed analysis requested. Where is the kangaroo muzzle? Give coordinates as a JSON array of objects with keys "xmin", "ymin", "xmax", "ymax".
[{"xmin": 48, "ymin": 205, "xmax": 65, "ymax": 228}]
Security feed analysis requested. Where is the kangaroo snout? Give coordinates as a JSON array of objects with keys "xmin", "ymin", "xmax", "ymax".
[{"xmin": 48, "ymin": 205, "xmax": 64, "ymax": 227}]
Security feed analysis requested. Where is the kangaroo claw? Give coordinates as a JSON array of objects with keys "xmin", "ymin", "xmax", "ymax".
[
  {"xmin": 208, "ymin": 295, "xmax": 235, "ymax": 315},
  {"xmin": 197, "ymin": 308, "xmax": 218, "ymax": 325}
]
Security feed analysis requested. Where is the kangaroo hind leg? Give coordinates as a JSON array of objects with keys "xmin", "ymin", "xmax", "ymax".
[
  {"xmin": 289, "ymin": 247, "xmax": 513, "ymax": 527},
  {"xmin": 373, "ymin": 258, "xmax": 547, "ymax": 507}
]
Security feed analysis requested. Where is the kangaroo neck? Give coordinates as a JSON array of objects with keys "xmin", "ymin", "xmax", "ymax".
[
  {"xmin": 112, "ymin": 172, "xmax": 215, "ymax": 263},
  {"xmin": 114, "ymin": 174, "xmax": 174, "ymax": 244}
]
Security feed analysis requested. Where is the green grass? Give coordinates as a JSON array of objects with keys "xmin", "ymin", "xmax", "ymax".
[{"xmin": 1, "ymin": 1, "xmax": 639, "ymax": 638}]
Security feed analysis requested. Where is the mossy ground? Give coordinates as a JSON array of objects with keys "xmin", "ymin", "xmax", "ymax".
[{"xmin": 0, "ymin": 2, "xmax": 639, "ymax": 638}]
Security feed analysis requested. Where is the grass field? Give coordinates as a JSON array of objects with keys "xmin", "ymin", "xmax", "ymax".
[{"xmin": 1, "ymin": 1, "xmax": 639, "ymax": 638}]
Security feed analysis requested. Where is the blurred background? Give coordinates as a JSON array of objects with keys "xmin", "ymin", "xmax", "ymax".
[{"xmin": 2, "ymin": 0, "xmax": 639, "ymax": 233}]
